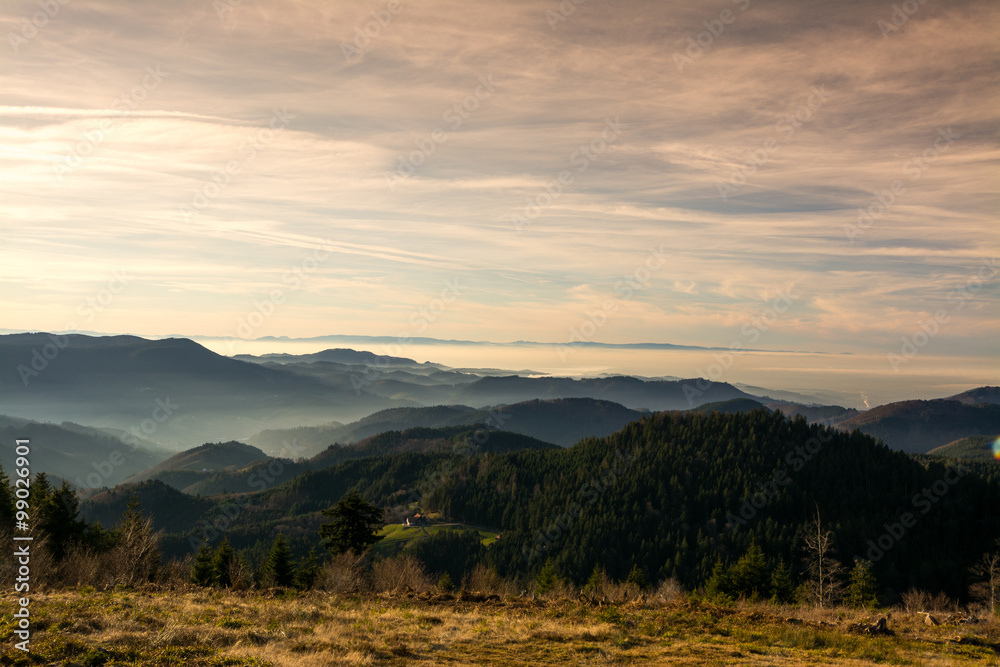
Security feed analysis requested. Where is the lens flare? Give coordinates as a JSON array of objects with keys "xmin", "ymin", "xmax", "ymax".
[{"xmin": 993, "ymin": 437, "xmax": 1000, "ymax": 460}]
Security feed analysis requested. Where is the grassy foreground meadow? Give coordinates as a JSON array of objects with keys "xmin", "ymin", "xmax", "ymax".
[{"xmin": 1, "ymin": 587, "xmax": 997, "ymax": 666}]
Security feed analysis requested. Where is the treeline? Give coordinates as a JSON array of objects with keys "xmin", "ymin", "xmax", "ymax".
[{"xmin": 25, "ymin": 410, "xmax": 1000, "ymax": 604}]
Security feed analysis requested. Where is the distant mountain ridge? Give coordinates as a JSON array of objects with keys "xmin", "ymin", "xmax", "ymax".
[
  {"xmin": 1, "ymin": 333, "xmax": 760, "ymax": 449},
  {"xmin": 0, "ymin": 416, "xmax": 169, "ymax": 490},
  {"xmin": 249, "ymin": 398, "xmax": 644, "ymax": 454},
  {"xmin": 116, "ymin": 425, "xmax": 558, "ymax": 496},
  {"xmin": 836, "ymin": 394, "xmax": 1000, "ymax": 453},
  {"xmin": 123, "ymin": 441, "xmax": 268, "ymax": 484},
  {"xmin": 0, "ymin": 333, "xmax": 407, "ymax": 446}
]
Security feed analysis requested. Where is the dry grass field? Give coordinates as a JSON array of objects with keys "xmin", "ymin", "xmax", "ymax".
[{"xmin": 1, "ymin": 587, "xmax": 998, "ymax": 666}]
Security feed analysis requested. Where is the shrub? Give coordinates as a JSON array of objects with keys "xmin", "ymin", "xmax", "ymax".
[{"xmin": 370, "ymin": 554, "xmax": 433, "ymax": 593}]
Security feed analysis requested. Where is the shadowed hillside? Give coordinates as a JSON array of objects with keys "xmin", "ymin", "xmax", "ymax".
[{"xmin": 836, "ymin": 398, "xmax": 1000, "ymax": 453}]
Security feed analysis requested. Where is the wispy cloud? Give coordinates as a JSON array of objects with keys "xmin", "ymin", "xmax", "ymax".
[{"xmin": 0, "ymin": 0, "xmax": 996, "ymax": 374}]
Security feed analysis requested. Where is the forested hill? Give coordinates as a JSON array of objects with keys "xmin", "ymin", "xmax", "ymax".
[
  {"xmin": 101, "ymin": 409, "xmax": 998, "ymax": 602},
  {"xmin": 436, "ymin": 409, "xmax": 998, "ymax": 599}
]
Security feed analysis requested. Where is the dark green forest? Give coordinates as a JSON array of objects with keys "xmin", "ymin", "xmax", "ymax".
[{"xmin": 13, "ymin": 409, "xmax": 1000, "ymax": 602}]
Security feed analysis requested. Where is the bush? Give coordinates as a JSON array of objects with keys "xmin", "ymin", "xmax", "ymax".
[
  {"xmin": 463, "ymin": 563, "xmax": 505, "ymax": 594},
  {"xmin": 319, "ymin": 551, "xmax": 368, "ymax": 593},
  {"xmin": 654, "ymin": 578, "xmax": 685, "ymax": 605},
  {"xmin": 370, "ymin": 554, "xmax": 432, "ymax": 593},
  {"xmin": 899, "ymin": 589, "xmax": 957, "ymax": 613}
]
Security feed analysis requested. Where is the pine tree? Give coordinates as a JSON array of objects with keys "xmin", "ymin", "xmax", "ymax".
[
  {"xmin": 729, "ymin": 541, "xmax": 770, "ymax": 600},
  {"xmin": 38, "ymin": 481, "xmax": 87, "ymax": 560},
  {"xmin": 319, "ymin": 492, "xmax": 384, "ymax": 555},
  {"xmin": 626, "ymin": 564, "xmax": 648, "ymax": 589},
  {"xmin": 262, "ymin": 534, "xmax": 296, "ymax": 588},
  {"xmin": 705, "ymin": 559, "xmax": 733, "ymax": 603},
  {"xmin": 295, "ymin": 548, "xmax": 321, "ymax": 591},
  {"xmin": 770, "ymin": 561, "xmax": 796, "ymax": 604},
  {"xmin": 437, "ymin": 572, "xmax": 455, "ymax": 592},
  {"xmin": 846, "ymin": 560, "xmax": 879, "ymax": 608},
  {"xmin": 536, "ymin": 558, "xmax": 559, "ymax": 594},
  {"xmin": 191, "ymin": 542, "xmax": 214, "ymax": 586},
  {"xmin": 29, "ymin": 472, "xmax": 52, "ymax": 512},
  {"xmin": 583, "ymin": 565, "xmax": 605, "ymax": 596},
  {"xmin": 211, "ymin": 538, "xmax": 236, "ymax": 588}
]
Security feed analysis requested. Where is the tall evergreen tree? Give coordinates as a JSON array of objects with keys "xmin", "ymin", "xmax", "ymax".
[
  {"xmin": 319, "ymin": 492, "xmax": 384, "ymax": 555},
  {"xmin": 770, "ymin": 561, "xmax": 796, "ymax": 604},
  {"xmin": 729, "ymin": 541, "xmax": 770, "ymax": 600},
  {"xmin": 191, "ymin": 543, "xmax": 214, "ymax": 586},
  {"xmin": 28, "ymin": 471, "xmax": 52, "ymax": 524},
  {"xmin": 262, "ymin": 534, "xmax": 296, "ymax": 588},
  {"xmin": 295, "ymin": 548, "xmax": 321, "ymax": 590},
  {"xmin": 211, "ymin": 538, "xmax": 236, "ymax": 588},
  {"xmin": 705, "ymin": 559, "xmax": 733, "ymax": 602},
  {"xmin": 38, "ymin": 481, "xmax": 86, "ymax": 560}
]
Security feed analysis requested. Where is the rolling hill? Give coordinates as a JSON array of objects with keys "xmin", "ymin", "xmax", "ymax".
[
  {"xmin": 927, "ymin": 435, "xmax": 997, "ymax": 461},
  {"xmin": 82, "ymin": 409, "xmax": 1000, "ymax": 602},
  {"xmin": 0, "ymin": 415, "xmax": 169, "ymax": 490},
  {"xmin": 122, "ymin": 440, "xmax": 269, "ymax": 486},
  {"xmin": 949, "ymin": 386, "xmax": 1000, "ymax": 405},
  {"xmin": 249, "ymin": 398, "xmax": 643, "ymax": 455},
  {"xmin": 835, "ymin": 397, "xmax": 1000, "ymax": 453},
  {"xmin": 0, "ymin": 333, "xmax": 407, "ymax": 447},
  {"xmin": 124, "ymin": 426, "xmax": 558, "ymax": 496}
]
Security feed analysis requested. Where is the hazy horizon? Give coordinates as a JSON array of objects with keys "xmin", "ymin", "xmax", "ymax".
[
  {"xmin": 2, "ymin": 0, "xmax": 996, "ymax": 409},
  {"xmin": 3, "ymin": 327, "xmax": 992, "ymax": 409}
]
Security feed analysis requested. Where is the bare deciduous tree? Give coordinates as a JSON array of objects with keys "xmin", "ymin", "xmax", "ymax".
[
  {"xmin": 970, "ymin": 545, "xmax": 1000, "ymax": 616},
  {"xmin": 802, "ymin": 506, "xmax": 845, "ymax": 607}
]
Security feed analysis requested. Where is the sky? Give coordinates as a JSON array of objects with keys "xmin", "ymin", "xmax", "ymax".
[{"xmin": 1, "ymin": 0, "xmax": 998, "ymax": 384}]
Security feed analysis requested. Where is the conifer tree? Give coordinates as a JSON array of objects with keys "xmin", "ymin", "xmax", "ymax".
[
  {"xmin": 770, "ymin": 561, "xmax": 796, "ymax": 604},
  {"xmin": 729, "ymin": 541, "xmax": 770, "ymax": 600},
  {"xmin": 262, "ymin": 534, "xmax": 296, "ymax": 588},
  {"xmin": 536, "ymin": 558, "xmax": 559, "ymax": 594},
  {"xmin": 626, "ymin": 564, "xmax": 648, "ymax": 589},
  {"xmin": 583, "ymin": 565, "xmax": 604, "ymax": 596},
  {"xmin": 191, "ymin": 543, "xmax": 214, "ymax": 586},
  {"xmin": 845, "ymin": 559, "xmax": 880, "ymax": 608},
  {"xmin": 211, "ymin": 538, "xmax": 236, "ymax": 588},
  {"xmin": 319, "ymin": 492, "xmax": 384, "ymax": 555},
  {"xmin": 295, "ymin": 548, "xmax": 321, "ymax": 590}
]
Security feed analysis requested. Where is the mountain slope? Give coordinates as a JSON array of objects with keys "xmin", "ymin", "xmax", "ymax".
[
  {"xmin": 949, "ymin": 386, "xmax": 1000, "ymax": 405},
  {"xmin": 249, "ymin": 398, "xmax": 644, "ymax": 455},
  {"xmin": 91, "ymin": 409, "xmax": 999, "ymax": 602},
  {"xmin": 927, "ymin": 435, "xmax": 996, "ymax": 461},
  {"xmin": 452, "ymin": 375, "xmax": 752, "ymax": 410},
  {"xmin": 0, "ymin": 333, "xmax": 406, "ymax": 446},
  {"xmin": 835, "ymin": 396, "xmax": 1000, "ymax": 453},
  {"xmin": 0, "ymin": 416, "xmax": 169, "ymax": 490},
  {"xmin": 123, "ymin": 440, "xmax": 269, "ymax": 485}
]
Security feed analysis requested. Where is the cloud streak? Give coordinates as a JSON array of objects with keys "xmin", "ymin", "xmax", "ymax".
[{"xmin": 0, "ymin": 0, "xmax": 996, "ymax": 391}]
